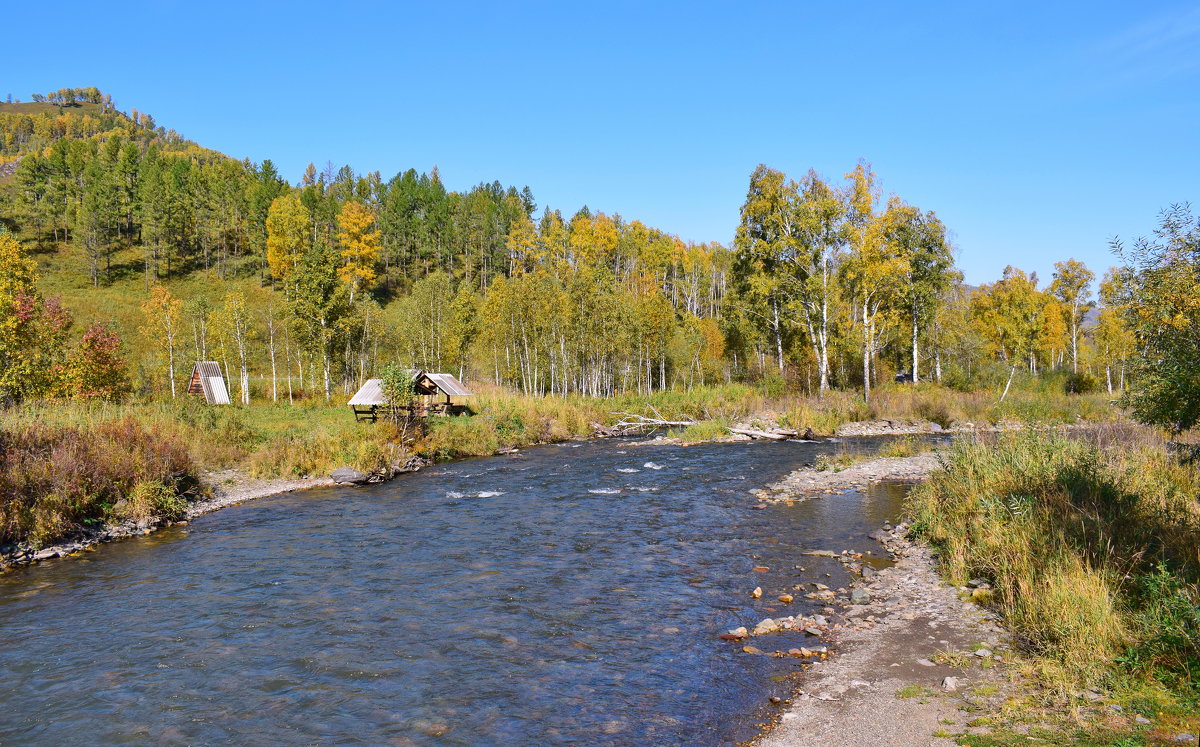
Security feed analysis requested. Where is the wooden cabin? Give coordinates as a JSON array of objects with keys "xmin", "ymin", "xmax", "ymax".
[
  {"xmin": 348, "ymin": 370, "xmax": 474, "ymax": 422},
  {"xmin": 187, "ymin": 361, "xmax": 231, "ymax": 405}
]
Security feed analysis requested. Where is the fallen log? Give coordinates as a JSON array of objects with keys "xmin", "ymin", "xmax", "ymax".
[
  {"xmin": 728, "ymin": 427, "xmax": 790, "ymax": 440},
  {"xmin": 610, "ymin": 411, "xmax": 699, "ymax": 434}
]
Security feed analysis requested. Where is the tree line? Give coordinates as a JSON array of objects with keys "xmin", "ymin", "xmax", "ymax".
[{"xmin": 0, "ymin": 88, "xmax": 1152, "ymax": 406}]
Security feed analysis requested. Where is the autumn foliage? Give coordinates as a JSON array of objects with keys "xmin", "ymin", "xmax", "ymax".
[
  {"xmin": 0, "ymin": 418, "xmax": 195, "ymax": 547},
  {"xmin": 0, "ymin": 233, "xmax": 131, "ymax": 404}
]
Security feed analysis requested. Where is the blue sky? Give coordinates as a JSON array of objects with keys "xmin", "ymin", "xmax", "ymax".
[{"xmin": 5, "ymin": 1, "xmax": 1197, "ymax": 285}]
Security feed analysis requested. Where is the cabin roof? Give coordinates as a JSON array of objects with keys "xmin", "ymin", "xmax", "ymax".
[{"xmin": 189, "ymin": 361, "xmax": 230, "ymax": 405}]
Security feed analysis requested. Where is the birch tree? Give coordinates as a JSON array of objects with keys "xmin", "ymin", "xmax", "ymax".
[
  {"xmin": 1048, "ymin": 258, "xmax": 1094, "ymax": 374},
  {"xmin": 219, "ymin": 292, "xmax": 253, "ymax": 405},
  {"xmin": 140, "ymin": 285, "xmax": 184, "ymax": 398}
]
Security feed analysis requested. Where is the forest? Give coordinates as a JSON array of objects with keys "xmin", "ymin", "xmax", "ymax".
[{"xmin": 0, "ymin": 88, "xmax": 1142, "ymax": 407}]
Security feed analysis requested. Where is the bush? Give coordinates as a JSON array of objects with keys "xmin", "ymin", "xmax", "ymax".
[
  {"xmin": 678, "ymin": 420, "xmax": 730, "ymax": 442},
  {"xmin": 879, "ymin": 435, "xmax": 921, "ymax": 458},
  {"xmin": 1065, "ymin": 372, "xmax": 1100, "ymax": 395}
]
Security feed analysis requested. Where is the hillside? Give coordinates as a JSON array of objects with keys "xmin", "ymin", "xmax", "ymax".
[{"xmin": 0, "ymin": 100, "xmax": 106, "ymax": 116}]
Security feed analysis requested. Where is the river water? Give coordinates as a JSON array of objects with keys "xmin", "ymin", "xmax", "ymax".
[{"xmin": 0, "ymin": 437, "xmax": 920, "ymax": 745}]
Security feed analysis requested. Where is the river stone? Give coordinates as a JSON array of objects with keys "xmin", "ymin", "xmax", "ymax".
[
  {"xmin": 850, "ymin": 588, "xmax": 871, "ymax": 605},
  {"xmin": 331, "ymin": 467, "xmax": 369, "ymax": 484},
  {"xmin": 753, "ymin": 618, "xmax": 781, "ymax": 635}
]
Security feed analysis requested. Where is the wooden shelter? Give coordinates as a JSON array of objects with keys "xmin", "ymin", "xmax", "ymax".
[
  {"xmin": 348, "ymin": 370, "xmax": 474, "ymax": 422},
  {"xmin": 187, "ymin": 361, "xmax": 231, "ymax": 405}
]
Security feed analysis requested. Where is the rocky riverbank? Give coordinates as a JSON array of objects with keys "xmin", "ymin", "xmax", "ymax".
[
  {"xmin": 732, "ymin": 448, "xmax": 1032, "ymax": 745},
  {"xmin": 743, "ymin": 446, "xmax": 1160, "ymax": 745},
  {"xmin": 752, "ymin": 452, "xmax": 943, "ymax": 501},
  {"xmin": 756, "ymin": 523, "xmax": 1020, "ymax": 747}
]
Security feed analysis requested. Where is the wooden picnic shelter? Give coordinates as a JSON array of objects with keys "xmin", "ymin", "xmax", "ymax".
[{"xmin": 348, "ymin": 370, "xmax": 474, "ymax": 422}]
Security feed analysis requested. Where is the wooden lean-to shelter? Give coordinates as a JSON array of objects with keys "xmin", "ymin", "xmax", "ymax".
[
  {"xmin": 187, "ymin": 361, "xmax": 231, "ymax": 405},
  {"xmin": 348, "ymin": 370, "xmax": 474, "ymax": 422}
]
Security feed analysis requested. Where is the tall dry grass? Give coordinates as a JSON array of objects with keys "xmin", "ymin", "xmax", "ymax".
[
  {"xmin": 0, "ymin": 418, "xmax": 196, "ymax": 548},
  {"xmin": 909, "ymin": 430, "xmax": 1200, "ymax": 698}
]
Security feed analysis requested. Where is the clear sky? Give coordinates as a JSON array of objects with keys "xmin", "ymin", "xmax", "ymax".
[{"xmin": 5, "ymin": 1, "xmax": 1197, "ymax": 285}]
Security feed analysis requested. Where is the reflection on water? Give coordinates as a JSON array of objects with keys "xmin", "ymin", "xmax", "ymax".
[{"xmin": 0, "ymin": 438, "xmax": 916, "ymax": 745}]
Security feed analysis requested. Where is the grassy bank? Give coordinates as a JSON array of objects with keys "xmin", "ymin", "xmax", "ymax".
[
  {"xmin": 0, "ymin": 419, "xmax": 196, "ymax": 548},
  {"xmin": 909, "ymin": 429, "xmax": 1200, "ymax": 738},
  {"xmin": 0, "ymin": 381, "xmax": 1116, "ymax": 551}
]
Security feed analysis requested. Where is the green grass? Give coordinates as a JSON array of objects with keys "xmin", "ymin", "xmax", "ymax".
[
  {"xmin": 879, "ymin": 435, "xmax": 923, "ymax": 458},
  {"xmin": 676, "ymin": 419, "xmax": 732, "ymax": 443},
  {"xmin": 897, "ymin": 684, "xmax": 935, "ymax": 701}
]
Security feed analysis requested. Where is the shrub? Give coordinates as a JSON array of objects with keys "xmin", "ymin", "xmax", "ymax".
[
  {"xmin": 1065, "ymin": 372, "xmax": 1100, "ymax": 395},
  {"xmin": 678, "ymin": 420, "xmax": 730, "ymax": 442},
  {"xmin": 879, "ymin": 436, "xmax": 921, "ymax": 458}
]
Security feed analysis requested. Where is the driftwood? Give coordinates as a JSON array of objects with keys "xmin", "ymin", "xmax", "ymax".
[
  {"xmin": 608, "ymin": 409, "xmax": 815, "ymax": 441},
  {"xmin": 610, "ymin": 410, "xmax": 698, "ymax": 434},
  {"xmin": 728, "ymin": 427, "xmax": 789, "ymax": 440}
]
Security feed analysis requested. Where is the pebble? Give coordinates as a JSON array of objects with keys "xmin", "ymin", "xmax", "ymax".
[
  {"xmin": 942, "ymin": 676, "xmax": 960, "ymax": 691},
  {"xmin": 1172, "ymin": 734, "xmax": 1195, "ymax": 744},
  {"xmin": 973, "ymin": 648, "xmax": 992, "ymax": 658},
  {"xmin": 1135, "ymin": 715, "xmax": 1151, "ymax": 725},
  {"xmin": 751, "ymin": 587, "xmax": 763, "ymax": 599}
]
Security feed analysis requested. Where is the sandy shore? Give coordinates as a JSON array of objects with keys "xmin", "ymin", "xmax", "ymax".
[{"xmin": 186, "ymin": 470, "xmax": 334, "ymax": 520}]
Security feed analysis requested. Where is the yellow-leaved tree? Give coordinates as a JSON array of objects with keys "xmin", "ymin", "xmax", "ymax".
[
  {"xmin": 336, "ymin": 200, "xmax": 381, "ymax": 302},
  {"xmin": 0, "ymin": 233, "xmax": 73, "ymax": 401},
  {"xmin": 139, "ymin": 285, "xmax": 184, "ymax": 398},
  {"xmin": 265, "ymin": 193, "xmax": 310, "ymax": 288}
]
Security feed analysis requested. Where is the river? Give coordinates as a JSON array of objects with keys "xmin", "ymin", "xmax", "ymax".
[{"xmin": 0, "ymin": 437, "xmax": 919, "ymax": 745}]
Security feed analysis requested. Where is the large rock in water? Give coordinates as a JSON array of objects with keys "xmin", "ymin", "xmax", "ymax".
[{"xmin": 331, "ymin": 467, "xmax": 369, "ymax": 484}]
